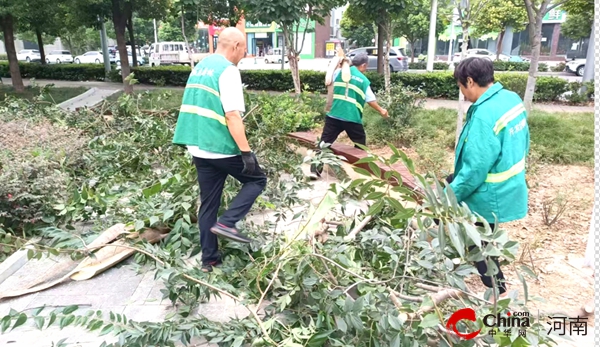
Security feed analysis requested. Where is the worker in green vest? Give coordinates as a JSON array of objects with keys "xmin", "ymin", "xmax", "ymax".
[
  {"xmin": 440, "ymin": 57, "xmax": 530, "ymax": 301},
  {"xmin": 172, "ymin": 27, "xmax": 267, "ymax": 273},
  {"xmin": 310, "ymin": 52, "xmax": 388, "ymax": 178}
]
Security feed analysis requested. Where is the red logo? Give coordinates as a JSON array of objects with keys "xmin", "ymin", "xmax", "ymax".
[{"xmin": 446, "ymin": 308, "xmax": 481, "ymax": 340}]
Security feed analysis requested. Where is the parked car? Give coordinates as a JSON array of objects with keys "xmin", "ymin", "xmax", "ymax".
[
  {"xmin": 453, "ymin": 49, "xmax": 512, "ymax": 62},
  {"xmin": 565, "ymin": 58, "xmax": 585, "ymax": 77},
  {"xmin": 16, "ymin": 49, "xmax": 41, "ymax": 62},
  {"xmin": 46, "ymin": 50, "xmax": 73, "ymax": 64},
  {"xmin": 347, "ymin": 46, "xmax": 408, "ymax": 72},
  {"xmin": 74, "ymin": 51, "xmax": 105, "ymax": 64},
  {"xmin": 116, "ymin": 51, "xmax": 145, "ymax": 66}
]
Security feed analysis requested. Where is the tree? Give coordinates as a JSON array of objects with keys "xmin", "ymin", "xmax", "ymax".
[
  {"xmin": 472, "ymin": 0, "xmax": 527, "ymax": 60},
  {"xmin": 560, "ymin": 0, "xmax": 593, "ymax": 41},
  {"xmin": 339, "ymin": 10, "xmax": 374, "ymax": 48},
  {"xmin": 346, "ymin": 0, "xmax": 408, "ymax": 90},
  {"xmin": 17, "ymin": 0, "xmax": 64, "ymax": 65},
  {"xmin": 246, "ymin": 0, "xmax": 345, "ymax": 94},
  {"xmin": 521, "ymin": 0, "xmax": 567, "ymax": 113},
  {"xmin": 0, "ymin": 1, "xmax": 24, "ymax": 92},
  {"xmin": 394, "ymin": 0, "xmax": 449, "ymax": 63}
]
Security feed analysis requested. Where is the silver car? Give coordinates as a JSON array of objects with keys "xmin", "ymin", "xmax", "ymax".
[{"xmin": 347, "ymin": 46, "xmax": 409, "ymax": 72}]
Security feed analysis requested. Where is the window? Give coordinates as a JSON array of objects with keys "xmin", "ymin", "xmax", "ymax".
[{"xmin": 62, "ymin": 51, "xmax": 71, "ymax": 55}]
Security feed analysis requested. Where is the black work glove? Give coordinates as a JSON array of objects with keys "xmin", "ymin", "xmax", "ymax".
[{"xmin": 241, "ymin": 151, "xmax": 257, "ymax": 174}]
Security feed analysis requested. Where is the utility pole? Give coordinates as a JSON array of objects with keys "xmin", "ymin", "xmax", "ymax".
[
  {"xmin": 98, "ymin": 16, "xmax": 111, "ymax": 74},
  {"xmin": 153, "ymin": 19, "xmax": 158, "ymax": 43},
  {"xmin": 426, "ymin": 0, "xmax": 438, "ymax": 71},
  {"xmin": 581, "ymin": 18, "xmax": 594, "ymax": 92},
  {"xmin": 447, "ymin": 9, "xmax": 457, "ymax": 69}
]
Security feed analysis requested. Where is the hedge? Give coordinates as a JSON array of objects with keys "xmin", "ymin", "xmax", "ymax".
[
  {"xmin": 407, "ymin": 61, "xmax": 549, "ymax": 72},
  {"xmin": 0, "ymin": 54, "xmax": 6, "ymax": 61},
  {"xmin": 119, "ymin": 67, "xmax": 579, "ymax": 102},
  {"xmin": 0, "ymin": 62, "xmax": 107, "ymax": 81},
  {"xmin": 1, "ymin": 63, "xmax": 589, "ymax": 103}
]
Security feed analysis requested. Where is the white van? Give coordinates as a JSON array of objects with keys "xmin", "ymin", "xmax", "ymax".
[
  {"xmin": 149, "ymin": 42, "xmax": 193, "ymax": 66},
  {"xmin": 264, "ymin": 48, "xmax": 289, "ymax": 64}
]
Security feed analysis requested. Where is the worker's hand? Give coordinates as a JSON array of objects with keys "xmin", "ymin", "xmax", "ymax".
[
  {"xmin": 241, "ymin": 151, "xmax": 258, "ymax": 174},
  {"xmin": 380, "ymin": 108, "xmax": 389, "ymax": 118}
]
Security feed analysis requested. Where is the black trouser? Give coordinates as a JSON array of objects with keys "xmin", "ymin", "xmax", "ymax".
[
  {"xmin": 311, "ymin": 116, "xmax": 366, "ymax": 174},
  {"xmin": 320, "ymin": 116, "xmax": 366, "ymax": 148},
  {"xmin": 436, "ymin": 173, "xmax": 507, "ymax": 295},
  {"xmin": 193, "ymin": 156, "xmax": 267, "ymax": 265}
]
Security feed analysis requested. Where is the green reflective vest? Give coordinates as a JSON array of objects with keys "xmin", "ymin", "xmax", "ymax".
[
  {"xmin": 448, "ymin": 82, "xmax": 530, "ymax": 224},
  {"xmin": 327, "ymin": 66, "xmax": 370, "ymax": 124},
  {"xmin": 172, "ymin": 54, "xmax": 240, "ymax": 155}
]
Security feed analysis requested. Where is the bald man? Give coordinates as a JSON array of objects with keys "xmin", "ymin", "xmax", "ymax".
[{"xmin": 172, "ymin": 27, "xmax": 267, "ymax": 273}]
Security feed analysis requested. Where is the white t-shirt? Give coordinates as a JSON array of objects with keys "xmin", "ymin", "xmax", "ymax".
[{"xmin": 187, "ymin": 64, "xmax": 245, "ymax": 159}]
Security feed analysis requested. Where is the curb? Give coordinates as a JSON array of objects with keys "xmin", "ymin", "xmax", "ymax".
[{"xmin": 0, "ymin": 238, "xmax": 40, "ymax": 285}]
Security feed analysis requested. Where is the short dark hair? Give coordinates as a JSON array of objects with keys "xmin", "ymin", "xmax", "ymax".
[{"xmin": 453, "ymin": 57, "xmax": 495, "ymax": 87}]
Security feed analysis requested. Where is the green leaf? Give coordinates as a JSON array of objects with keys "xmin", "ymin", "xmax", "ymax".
[
  {"xmin": 334, "ymin": 316, "xmax": 347, "ymax": 333},
  {"xmin": 34, "ymin": 316, "xmax": 45, "ymax": 330},
  {"xmin": 99, "ymin": 323, "xmax": 114, "ymax": 336},
  {"xmin": 437, "ymin": 220, "xmax": 446, "ymax": 251},
  {"xmin": 367, "ymin": 162, "xmax": 381, "ymax": 179},
  {"xmin": 149, "ymin": 216, "xmax": 159, "ymax": 226},
  {"xmin": 181, "ymin": 202, "xmax": 192, "ymax": 211},
  {"xmin": 232, "ymin": 337, "xmax": 244, "ymax": 347},
  {"xmin": 517, "ymin": 271, "xmax": 529, "ymax": 303},
  {"xmin": 143, "ymin": 182, "xmax": 162, "ymax": 198},
  {"xmin": 447, "ymin": 223, "xmax": 465, "ymax": 258},
  {"xmin": 388, "ymin": 314, "xmax": 402, "ymax": 330},
  {"xmin": 134, "ymin": 220, "xmax": 145, "ymax": 231},
  {"xmin": 367, "ymin": 199, "xmax": 384, "ymax": 216},
  {"xmin": 11, "ymin": 313, "xmax": 27, "ymax": 331},
  {"xmin": 307, "ymin": 330, "xmax": 333, "ymax": 346},
  {"xmin": 419, "ymin": 313, "xmax": 439, "ymax": 329},
  {"xmin": 352, "ymin": 167, "xmax": 372, "ymax": 177},
  {"xmin": 390, "ymin": 334, "xmax": 401, "ymax": 347},
  {"xmin": 62, "ymin": 305, "xmax": 78, "ymax": 315},
  {"xmin": 163, "ymin": 209, "xmax": 175, "ymax": 222},
  {"xmin": 464, "ymin": 223, "xmax": 482, "ymax": 248}
]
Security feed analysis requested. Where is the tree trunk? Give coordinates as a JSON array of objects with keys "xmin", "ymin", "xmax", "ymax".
[
  {"xmin": 383, "ymin": 21, "xmax": 393, "ymax": 91},
  {"xmin": 455, "ymin": 26, "xmax": 470, "ymax": 148},
  {"xmin": 1, "ymin": 15, "xmax": 24, "ymax": 92},
  {"xmin": 36, "ymin": 28, "xmax": 47, "ymax": 65},
  {"xmin": 127, "ymin": 14, "xmax": 137, "ymax": 67},
  {"xmin": 523, "ymin": 21, "xmax": 542, "ymax": 113},
  {"xmin": 377, "ymin": 22, "xmax": 385, "ymax": 74},
  {"xmin": 496, "ymin": 30, "xmax": 505, "ymax": 61},
  {"xmin": 580, "ymin": 18, "xmax": 594, "ymax": 91},
  {"xmin": 284, "ymin": 26, "xmax": 301, "ymax": 94},
  {"xmin": 112, "ymin": 0, "xmax": 133, "ymax": 94},
  {"xmin": 181, "ymin": 6, "xmax": 194, "ymax": 68},
  {"xmin": 410, "ymin": 40, "xmax": 416, "ymax": 63}
]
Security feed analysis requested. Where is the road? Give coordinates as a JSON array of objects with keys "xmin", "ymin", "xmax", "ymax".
[{"xmin": 237, "ymin": 58, "xmax": 582, "ymax": 82}]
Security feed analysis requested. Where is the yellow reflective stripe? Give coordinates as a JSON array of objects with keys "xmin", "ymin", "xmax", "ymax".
[
  {"xmin": 333, "ymin": 94, "xmax": 363, "ymax": 112},
  {"xmin": 333, "ymin": 82, "xmax": 365, "ymax": 99},
  {"xmin": 493, "ymin": 103, "xmax": 525, "ymax": 135},
  {"xmin": 179, "ymin": 104, "xmax": 226, "ymax": 126},
  {"xmin": 186, "ymin": 84, "xmax": 220, "ymax": 97},
  {"xmin": 485, "ymin": 157, "xmax": 526, "ymax": 183}
]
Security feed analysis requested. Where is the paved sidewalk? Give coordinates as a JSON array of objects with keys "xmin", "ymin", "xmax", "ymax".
[{"xmin": 424, "ymin": 98, "xmax": 594, "ymax": 114}]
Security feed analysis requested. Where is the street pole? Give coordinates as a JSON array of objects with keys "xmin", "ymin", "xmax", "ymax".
[
  {"xmin": 447, "ymin": 9, "xmax": 456, "ymax": 69},
  {"xmin": 153, "ymin": 19, "xmax": 158, "ymax": 43},
  {"xmin": 426, "ymin": 0, "xmax": 438, "ymax": 72},
  {"xmin": 281, "ymin": 35, "xmax": 285, "ymax": 70},
  {"xmin": 581, "ymin": 18, "xmax": 594, "ymax": 90},
  {"xmin": 99, "ymin": 16, "xmax": 111, "ymax": 74}
]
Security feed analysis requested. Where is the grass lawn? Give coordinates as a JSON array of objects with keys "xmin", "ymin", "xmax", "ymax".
[
  {"xmin": 363, "ymin": 107, "xmax": 594, "ymax": 166},
  {"xmin": 0, "ymin": 85, "xmax": 88, "ymax": 104}
]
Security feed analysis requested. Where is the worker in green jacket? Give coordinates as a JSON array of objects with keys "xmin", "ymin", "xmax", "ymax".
[
  {"xmin": 310, "ymin": 52, "xmax": 388, "ymax": 177},
  {"xmin": 172, "ymin": 27, "xmax": 267, "ymax": 273},
  {"xmin": 444, "ymin": 57, "xmax": 530, "ymax": 300}
]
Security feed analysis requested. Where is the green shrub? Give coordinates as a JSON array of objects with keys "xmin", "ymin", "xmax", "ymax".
[
  {"xmin": 0, "ymin": 54, "xmax": 6, "ymax": 61},
  {"xmin": 533, "ymin": 77, "xmax": 568, "ymax": 102},
  {"xmin": 407, "ymin": 62, "xmax": 450, "ymax": 70},
  {"xmin": 538, "ymin": 63, "xmax": 549, "ymax": 72},
  {"xmin": 0, "ymin": 62, "xmax": 106, "ymax": 81},
  {"xmin": 363, "ymin": 84, "xmax": 426, "ymax": 145},
  {"xmin": 493, "ymin": 61, "xmax": 530, "ymax": 71},
  {"xmin": 564, "ymin": 81, "xmax": 594, "ymax": 104},
  {"xmin": 551, "ymin": 62, "xmax": 566, "ymax": 72}
]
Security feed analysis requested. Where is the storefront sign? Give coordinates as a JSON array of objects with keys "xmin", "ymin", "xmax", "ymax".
[{"xmin": 542, "ymin": 8, "xmax": 566, "ymax": 23}]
